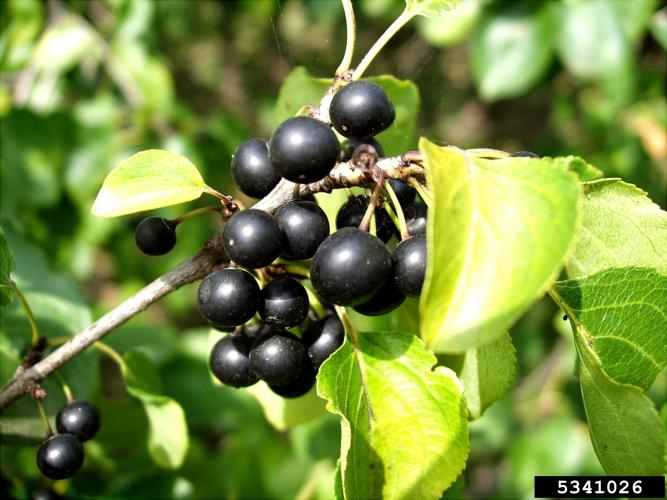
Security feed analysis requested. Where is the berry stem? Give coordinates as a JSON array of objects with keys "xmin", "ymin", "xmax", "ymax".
[
  {"xmin": 359, "ymin": 170, "xmax": 386, "ymax": 232},
  {"xmin": 173, "ymin": 206, "xmax": 223, "ymax": 224},
  {"xmin": 335, "ymin": 0, "xmax": 356, "ymax": 77},
  {"xmin": 303, "ymin": 284, "xmax": 327, "ymax": 319},
  {"xmin": 36, "ymin": 399, "xmax": 53, "ymax": 437},
  {"xmin": 384, "ymin": 181, "xmax": 410, "ymax": 240},
  {"xmin": 54, "ymin": 370, "xmax": 74, "ymax": 403},
  {"xmin": 92, "ymin": 341, "xmax": 126, "ymax": 370},
  {"xmin": 9, "ymin": 280, "xmax": 40, "ymax": 347},
  {"xmin": 352, "ymin": 8, "xmax": 415, "ymax": 80},
  {"xmin": 407, "ymin": 178, "xmax": 433, "ymax": 207},
  {"xmin": 203, "ymin": 187, "xmax": 238, "ymax": 213}
]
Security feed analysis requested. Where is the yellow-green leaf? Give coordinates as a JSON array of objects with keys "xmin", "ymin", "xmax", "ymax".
[
  {"xmin": 419, "ymin": 139, "xmax": 581, "ymax": 353},
  {"xmin": 91, "ymin": 149, "xmax": 211, "ymax": 217},
  {"xmin": 405, "ymin": 0, "xmax": 459, "ymax": 18}
]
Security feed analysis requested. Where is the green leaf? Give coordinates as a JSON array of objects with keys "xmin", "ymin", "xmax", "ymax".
[
  {"xmin": 419, "ymin": 140, "xmax": 581, "ymax": 353},
  {"xmin": 417, "ymin": 0, "xmax": 482, "ymax": 47},
  {"xmin": 91, "ymin": 149, "xmax": 211, "ymax": 217},
  {"xmin": 122, "ymin": 349, "xmax": 189, "ymax": 469},
  {"xmin": 566, "ymin": 179, "xmax": 667, "ymax": 279},
  {"xmin": 448, "ymin": 332, "xmax": 516, "ymax": 419},
  {"xmin": 650, "ymin": 7, "xmax": 667, "ymax": 51},
  {"xmin": 574, "ymin": 324, "xmax": 665, "ymax": 475},
  {"xmin": 552, "ymin": 267, "xmax": 667, "ymax": 390},
  {"xmin": 552, "ymin": 155, "xmax": 603, "ymax": 182},
  {"xmin": 0, "ymin": 227, "xmax": 15, "ymax": 308},
  {"xmin": 318, "ymin": 332, "xmax": 469, "ymax": 500},
  {"xmin": 472, "ymin": 2, "xmax": 555, "ymax": 101},
  {"xmin": 556, "ymin": 0, "xmax": 631, "ymax": 79},
  {"xmin": 32, "ymin": 15, "xmax": 98, "ymax": 73},
  {"xmin": 405, "ymin": 0, "xmax": 459, "ymax": 18},
  {"xmin": 273, "ymin": 67, "xmax": 329, "ymax": 127},
  {"xmin": 245, "ymin": 382, "xmax": 327, "ymax": 431}
]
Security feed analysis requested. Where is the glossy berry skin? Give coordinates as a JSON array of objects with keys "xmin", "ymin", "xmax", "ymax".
[
  {"xmin": 405, "ymin": 202, "xmax": 427, "ymax": 236},
  {"xmin": 209, "ymin": 334, "xmax": 258, "ymax": 387},
  {"xmin": 353, "ymin": 276, "xmax": 406, "ymax": 316},
  {"xmin": 339, "ymin": 138, "xmax": 384, "ymax": 162},
  {"xmin": 274, "ymin": 201, "xmax": 329, "ymax": 260},
  {"xmin": 55, "ymin": 400, "xmax": 100, "ymax": 442},
  {"xmin": 36, "ymin": 434, "xmax": 84, "ymax": 480},
  {"xmin": 387, "ymin": 179, "xmax": 416, "ymax": 207},
  {"xmin": 330, "ymin": 81, "xmax": 395, "ymax": 139},
  {"xmin": 259, "ymin": 277, "xmax": 310, "ymax": 329},
  {"xmin": 269, "ymin": 360, "xmax": 316, "ymax": 398},
  {"xmin": 302, "ymin": 314, "xmax": 345, "ymax": 370},
  {"xmin": 336, "ymin": 195, "xmax": 396, "ymax": 243},
  {"xmin": 198, "ymin": 269, "xmax": 261, "ymax": 328},
  {"xmin": 232, "ymin": 138, "xmax": 281, "ymax": 198},
  {"xmin": 393, "ymin": 235, "xmax": 427, "ymax": 296},
  {"xmin": 134, "ymin": 217, "xmax": 177, "ymax": 255},
  {"xmin": 269, "ymin": 117, "xmax": 339, "ymax": 183},
  {"xmin": 249, "ymin": 331, "xmax": 306, "ymax": 386},
  {"xmin": 510, "ymin": 150, "xmax": 539, "ymax": 158},
  {"xmin": 223, "ymin": 209, "xmax": 284, "ymax": 269},
  {"xmin": 311, "ymin": 227, "xmax": 392, "ymax": 306}
]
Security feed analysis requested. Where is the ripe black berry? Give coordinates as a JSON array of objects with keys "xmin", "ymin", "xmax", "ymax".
[
  {"xmin": 232, "ymin": 138, "xmax": 281, "ymax": 198},
  {"xmin": 310, "ymin": 227, "xmax": 392, "ymax": 306},
  {"xmin": 302, "ymin": 314, "xmax": 344, "ymax": 370},
  {"xmin": 269, "ymin": 117, "xmax": 339, "ymax": 183},
  {"xmin": 269, "ymin": 360, "xmax": 316, "ymax": 398},
  {"xmin": 387, "ymin": 179, "xmax": 416, "ymax": 207},
  {"xmin": 55, "ymin": 400, "xmax": 100, "ymax": 442},
  {"xmin": 329, "ymin": 80, "xmax": 395, "ymax": 139},
  {"xmin": 223, "ymin": 209, "xmax": 284, "ymax": 269},
  {"xmin": 393, "ymin": 235, "xmax": 426, "ymax": 296},
  {"xmin": 209, "ymin": 334, "xmax": 258, "ymax": 387},
  {"xmin": 339, "ymin": 138, "xmax": 384, "ymax": 162},
  {"xmin": 274, "ymin": 201, "xmax": 329, "ymax": 260},
  {"xmin": 134, "ymin": 217, "xmax": 177, "ymax": 255},
  {"xmin": 353, "ymin": 276, "xmax": 406, "ymax": 316},
  {"xmin": 510, "ymin": 151, "xmax": 539, "ymax": 158},
  {"xmin": 198, "ymin": 269, "xmax": 261, "ymax": 328},
  {"xmin": 336, "ymin": 195, "xmax": 396, "ymax": 243},
  {"xmin": 249, "ymin": 331, "xmax": 306, "ymax": 386},
  {"xmin": 259, "ymin": 277, "xmax": 309, "ymax": 329},
  {"xmin": 405, "ymin": 202, "xmax": 427, "ymax": 236},
  {"xmin": 36, "ymin": 434, "xmax": 84, "ymax": 480}
]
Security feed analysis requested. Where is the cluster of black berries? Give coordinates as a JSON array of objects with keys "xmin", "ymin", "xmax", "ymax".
[
  {"xmin": 36, "ymin": 400, "xmax": 100, "ymax": 480},
  {"xmin": 134, "ymin": 81, "xmax": 428, "ymax": 398}
]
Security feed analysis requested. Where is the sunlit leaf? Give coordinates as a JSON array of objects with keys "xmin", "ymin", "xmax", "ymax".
[
  {"xmin": 245, "ymin": 382, "xmax": 327, "ymax": 431},
  {"xmin": 553, "ymin": 267, "xmax": 667, "ymax": 390},
  {"xmin": 419, "ymin": 140, "xmax": 581, "ymax": 353},
  {"xmin": 318, "ymin": 332, "xmax": 469, "ymax": 500},
  {"xmin": 566, "ymin": 179, "xmax": 667, "ymax": 278},
  {"xmin": 405, "ymin": 0, "xmax": 459, "ymax": 18},
  {"xmin": 91, "ymin": 149, "xmax": 212, "ymax": 217}
]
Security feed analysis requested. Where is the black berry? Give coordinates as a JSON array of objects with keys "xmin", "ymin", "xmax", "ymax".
[
  {"xmin": 223, "ymin": 209, "xmax": 284, "ymax": 269},
  {"xmin": 405, "ymin": 202, "xmax": 427, "ymax": 236},
  {"xmin": 134, "ymin": 217, "xmax": 177, "ymax": 255},
  {"xmin": 198, "ymin": 269, "xmax": 261, "ymax": 328},
  {"xmin": 387, "ymin": 179, "xmax": 416, "ymax": 207},
  {"xmin": 36, "ymin": 434, "xmax": 84, "ymax": 480},
  {"xmin": 249, "ymin": 331, "xmax": 306, "ymax": 386},
  {"xmin": 310, "ymin": 227, "xmax": 392, "ymax": 306},
  {"xmin": 275, "ymin": 201, "xmax": 329, "ymax": 260},
  {"xmin": 339, "ymin": 138, "xmax": 384, "ymax": 162},
  {"xmin": 302, "ymin": 314, "xmax": 344, "ymax": 370},
  {"xmin": 269, "ymin": 359, "xmax": 316, "ymax": 398},
  {"xmin": 330, "ymin": 81, "xmax": 395, "ymax": 139},
  {"xmin": 393, "ymin": 235, "xmax": 427, "ymax": 296},
  {"xmin": 336, "ymin": 195, "xmax": 396, "ymax": 243},
  {"xmin": 269, "ymin": 117, "xmax": 339, "ymax": 183},
  {"xmin": 55, "ymin": 400, "xmax": 100, "ymax": 442},
  {"xmin": 510, "ymin": 151, "xmax": 539, "ymax": 158},
  {"xmin": 209, "ymin": 334, "xmax": 258, "ymax": 387},
  {"xmin": 259, "ymin": 277, "xmax": 310, "ymax": 329},
  {"xmin": 353, "ymin": 276, "xmax": 406, "ymax": 316},
  {"xmin": 232, "ymin": 138, "xmax": 281, "ymax": 198}
]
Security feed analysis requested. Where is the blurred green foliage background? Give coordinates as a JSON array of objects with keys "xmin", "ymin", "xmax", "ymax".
[{"xmin": 1, "ymin": 0, "xmax": 665, "ymax": 498}]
